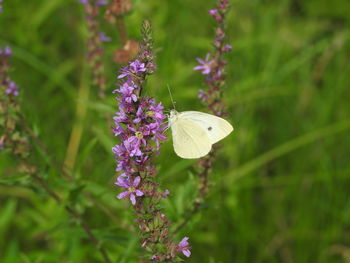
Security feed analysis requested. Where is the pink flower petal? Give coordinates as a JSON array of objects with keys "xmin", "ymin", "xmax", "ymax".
[
  {"xmin": 130, "ymin": 193, "xmax": 136, "ymax": 205},
  {"xmin": 183, "ymin": 249, "xmax": 191, "ymax": 257},
  {"xmin": 115, "ymin": 176, "xmax": 129, "ymax": 188},
  {"xmin": 117, "ymin": 191, "xmax": 130, "ymax": 199},
  {"xmin": 196, "ymin": 58, "xmax": 204, "ymax": 64},
  {"xmin": 179, "ymin": 237, "xmax": 189, "ymax": 247},
  {"xmin": 209, "ymin": 9, "xmax": 218, "ymax": 15},
  {"xmin": 133, "ymin": 176, "xmax": 141, "ymax": 187},
  {"xmin": 203, "ymin": 68, "xmax": 211, "ymax": 74},
  {"xmin": 135, "ymin": 190, "xmax": 144, "ymax": 196},
  {"xmin": 118, "ymin": 73, "xmax": 128, "ymax": 79},
  {"xmin": 193, "ymin": 65, "xmax": 204, "ymax": 71}
]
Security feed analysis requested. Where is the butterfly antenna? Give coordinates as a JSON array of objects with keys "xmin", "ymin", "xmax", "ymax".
[{"xmin": 167, "ymin": 84, "xmax": 176, "ymax": 110}]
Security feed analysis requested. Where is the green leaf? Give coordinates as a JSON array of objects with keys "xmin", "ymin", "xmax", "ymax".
[
  {"xmin": 0, "ymin": 199, "xmax": 17, "ymax": 241},
  {"xmin": 68, "ymin": 184, "xmax": 86, "ymax": 204}
]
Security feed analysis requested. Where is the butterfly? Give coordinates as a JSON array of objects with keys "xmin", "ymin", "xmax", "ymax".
[{"xmin": 168, "ymin": 110, "xmax": 233, "ymax": 159}]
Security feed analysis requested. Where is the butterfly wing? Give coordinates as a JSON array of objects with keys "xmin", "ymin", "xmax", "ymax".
[
  {"xmin": 179, "ymin": 111, "xmax": 233, "ymax": 144},
  {"xmin": 171, "ymin": 117, "xmax": 212, "ymax": 159}
]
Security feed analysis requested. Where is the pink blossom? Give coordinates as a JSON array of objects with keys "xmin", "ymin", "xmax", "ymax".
[
  {"xmin": 116, "ymin": 176, "xmax": 144, "ymax": 205},
  {"xmin": 177, "ymin": 237, "xmax": 191, "ymax": 257},
  {"xmin": 194, "ymin": 54, "xmax": 214, "ymax": 75}
]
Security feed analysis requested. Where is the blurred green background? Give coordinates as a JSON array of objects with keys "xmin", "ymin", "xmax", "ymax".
[{"xmin": 1, "ymin": 0, "xmax": 350, "ymax": 262}]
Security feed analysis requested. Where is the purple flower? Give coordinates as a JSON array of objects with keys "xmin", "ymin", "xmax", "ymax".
[
  {"xmin": 96, "ymin": 0, "xmax": 107, "ymax": 5},
  {"xmin": 133, "ymin": 106, "xmax": 145, "ymax": 123},
  {"xmin": 99, "ymin": 32, "xmax": 111, "ymax": 42},
  {"xmin": 112, "ymin": 144, "xmax": 134, "ymax": 173},
  {"xmin": 194, "ymin": 54, "xmax": 214, "ymax": 75},
  {"xmin": 223, "ymin": 44, "xmax": 232, "ymax": 52},
  {"xmin": 79, "ymin": 0, "xmax": 106, "ymax": 5},
  {"xmin": 177, "ymin": 237, "xmax": 191, "ymax": 257},
  {"xmin": 0, "ymin": 46, "xmax": 12, "ymax": 57},
  {"xmin": 112, "ymin": 122, "xmax": 124, "ymax": 136},
  {"xmin": 161, "ymin": 189, "xmax": 170, "ymax": 198},
  {"xmin": 124, "ymin": 138, "xmax": 142, "ymax": 157},
  {"xmin": 194, "ymin": 0, "xmax": 231, "ymax": 115},
  {"xmin": 130, "ymin": 60, "xmax": 146, "ymax": 74},
  {"xmin": 209, "ymin": 9, "xmax": 218, "ymax": 15},
  {"xmin": 112, "ymin": 60, "xmax": 167, "ymax": 167},
  {"xmin": 198, "ymin": 89, "xmax": 207, "ymax": 103},
  {"xmin": 112, "ymin": 144, "xmax": 125, "ymax": 157},
  {"xmin": 117, "ymin": 68, "xmax": 129, "ymax": 79},
  {"xmin": 117, "ymin": 81, "xmax": 138, "ymax": 103},
  {"xmin": 116, "ymin": 176, "xmax": 144, "ymax": 205},
  {"xmin": 128, "ymin": 126, "xmax": 147, "ymax": 143},
  {"xmin": 122, "ymin": 126, "xmax": 147, "ymax": 157},
  {"xmin": 4, "ymin": 46, "xmax": 11, "ymax": 56},
  {"xmin": 149, "ymin": 102, "xmax": 166, "ymax": 121},
  {"xmin": 209, "ymin": 8, "xmax": 223, "ymax": 22},
  {"xmin": 111, "ymin": 21, "xmax": 191, "ymax": 260},
  {"xmin": 218, "ymin": 0, "xmax": 229, "ymax": 9},
  {"xmin": 113, "ymin": 110, "xmax": 127, "ymax": 123},
  {"xmin": 5, "ymin": 81, "xmax": 19, "ymax": 96},
  {"xmin": 118, "ymin": 59, "xmax": 146, "ymax": 79}
]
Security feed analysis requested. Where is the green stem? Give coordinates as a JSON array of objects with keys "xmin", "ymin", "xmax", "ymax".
[
  {"xmin": 64, "ymin": 61, "xmax": 90, "ymax": 172},
  {"xmin": 116, "ymin": 16, "xmax": 128, "ymax": 45}
]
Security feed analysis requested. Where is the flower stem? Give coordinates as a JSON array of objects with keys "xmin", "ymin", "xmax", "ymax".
[
  {"xmin": 116, "ymin": 16, "xmax": 128, "ymax": 45},
  {"xmin": 64, "ymin": 61, "xmax": 90, "ymax": 172}
]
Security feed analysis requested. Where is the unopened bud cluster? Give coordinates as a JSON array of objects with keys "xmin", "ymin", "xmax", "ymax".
[
  {"xmin": 0, "ymin": 46, "xmax": 30, "ymax": 158},
  {"xmin": 194, "ymin": 0, "xmax": 231, "ymax": 116}
]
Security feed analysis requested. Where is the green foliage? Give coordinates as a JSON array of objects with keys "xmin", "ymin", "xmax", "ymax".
[{"xmin": 1, "ymin": 0, "xmax": 350, "ymax": 262}]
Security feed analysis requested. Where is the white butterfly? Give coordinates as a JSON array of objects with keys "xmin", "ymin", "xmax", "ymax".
[{"xmin": 168, "ymin": 110, "xmax": 233, "ymax": 159}]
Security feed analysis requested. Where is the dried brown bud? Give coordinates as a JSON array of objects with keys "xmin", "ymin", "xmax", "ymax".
[
  {"xmin": 105, "ymin": 0, "xmax": 132, "ymax": 22},
  {"xmin": 114, "ymin": 39, "xmax": 139, "ymax": 64},
  {"xmin": 141, "ymin": 240, "xmax": 147, "ymax": 248}
]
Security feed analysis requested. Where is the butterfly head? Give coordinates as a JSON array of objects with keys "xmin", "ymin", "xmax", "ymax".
[{"xmin": 169, "ymin": 109, "xmax": 179, "ymax": 124}]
